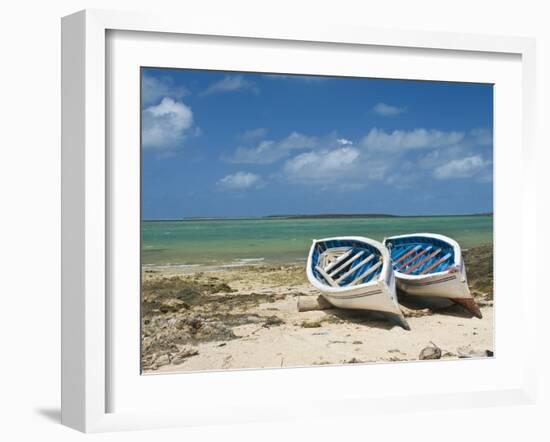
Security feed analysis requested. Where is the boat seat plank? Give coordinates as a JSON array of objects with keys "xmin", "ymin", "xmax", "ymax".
[
  {"xmin": 335, "ymin": 253, "xmax": 375, "ymax": 284},
  {"xmin": 398, "ymin": 246, "xmax": 432, "ymax": 270},
  {"xmin": 323, "ymin": 248, "xmax": 354, "ymax": 273},
  {"xmin": 328, "ymin": 250, "xmax": 365, "ymax": 277},
  {"xmin": 349, "ymin": 260, "xmax": 383, "ymax": 286},
  {"xmin": 404, "ymin": 248, "xmax": 441, "ymax": 274},
  {"xmin": 315, "ymin": 266, "xmax": 338, "ymax": 287},
  {"xmin": 419, "ymin": 253, "xmax": 452, "ymax": 275},
  {"xmin": 393, "ymin": 245, "xmax": 421, "ymax": 264}
]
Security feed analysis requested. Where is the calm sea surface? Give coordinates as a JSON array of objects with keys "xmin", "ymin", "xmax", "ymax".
[{"xmin": 142, "ymin": 216, "xmax": 493, "ymax": 268}]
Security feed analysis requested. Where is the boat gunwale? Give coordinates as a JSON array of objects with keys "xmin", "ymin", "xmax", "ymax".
[{"xmin": 306, "ymin": 236, "xmax": 390, "ymax": 293}]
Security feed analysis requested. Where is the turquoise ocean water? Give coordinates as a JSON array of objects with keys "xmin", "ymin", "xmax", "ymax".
[{"xmin": 142, "ymin": 215, "xmax": 493, "ymax": 268}]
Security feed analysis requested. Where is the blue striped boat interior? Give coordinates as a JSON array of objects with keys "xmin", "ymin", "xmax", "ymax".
[
  {"xmin": 386, "ymin": 235, "xmax": 454, "ymax": 275},
  {"xmin": 311, "ymin": 239, "xmax": 383, "ymax": 287}
]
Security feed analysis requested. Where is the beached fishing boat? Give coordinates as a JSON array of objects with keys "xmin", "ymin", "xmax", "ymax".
[
  {"xmin": 306, "ymin": 236, "xmax": 410, "ymax": 330},
  {"xmin": 383, "ymin": 233, "xmax": 482, "ymax": 318}
]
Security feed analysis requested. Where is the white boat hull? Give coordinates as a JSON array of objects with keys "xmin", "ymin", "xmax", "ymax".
[
  {"xmin": 321, "ymin": 272, "xmax": 394, "ymax": 310},
  {"xmin": 384, "ymin": 233, "xmax": 482, "ymax": 318},
  {"xmin": 306, "ymin": 236, "xmax": 409, "ymax": 329},
  {"xmin": 395, "ymin": 267, "xmax": 469, "ymax": 299}
]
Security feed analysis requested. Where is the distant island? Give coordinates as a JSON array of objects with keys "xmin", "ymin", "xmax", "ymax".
[
  {"xmin": 266, "ymin": 212, "xmax": 493, "ymax": 220},
  {"xmin": 266, "ymin": 213, "xmax": 398, "ymax": 219},
  {"xmin": 142, "ymin": 212, "xmax": 493, "ymax": 222}
]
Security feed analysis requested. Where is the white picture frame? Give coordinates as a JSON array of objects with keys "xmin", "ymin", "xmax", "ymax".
[{"xmin": 61, "ymin": 9, "xmax": 537, "ymax": 433}]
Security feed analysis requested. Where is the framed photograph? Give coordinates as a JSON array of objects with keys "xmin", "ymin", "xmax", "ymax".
[{"xmin": 61, "ymin": 9, "xmax": 537, "ymax": 432}]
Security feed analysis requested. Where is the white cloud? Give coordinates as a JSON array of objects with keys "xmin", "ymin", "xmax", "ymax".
[
  {"xmin": 217, "ymin": 172, "xmax": 261, "ymax": 190},
  {"xmin": 141, "ymin": 74, "xmax": 188, "ymax": 106},
  {"xmin": 337, "ymin": 138, "xmax": 353, "ymax": 145},
  {"xmin": 372, "ymin": 103, "xmax": 407, "ymax": 117},
  {"xmin": 470, "ymin": 128, "xmax": 493, "ymax": 145},
  {"xmin": 202, "ymin": 75, "xmax": 258, "ymax": 96},
  {"xmin": 226, "ymin": 132, "xmax": 318, "ymax": 164},
  {"xmin": 274, "ymin": 126, "xmax": 492, "ymax": 188},
  {"xmin": 362, "ymin": 128, "xmax": 464, "ymax": 152},
  {"xmin": 433, "ymin": 155, "xmax": 490, "ymax": 179},
  {"xmin": 142, "ymin": 98, "xmax": 194, "ymax": 150},
  {"xmin": 277, "ymin": 132, "xmax": 318, "ymax": 150},
  {"xmin": 283, "ymin": 147, "xmax": 360, "ymax": 182},
  {"xmin": 229, "ymin": 141, "xmax": 278, "ymax": 164}
]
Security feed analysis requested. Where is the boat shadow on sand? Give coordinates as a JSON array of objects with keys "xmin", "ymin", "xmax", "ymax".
[
  {"xmin": 397, "ymin": 291, "xmax": 480, "ymax": 319},
  {"xmin": 320, "ymin": 308, "xmax": 408, "ymax": 331},
  {"xmin": 312, "ymin": 289, "xmax": 483, "ymax": 330}
]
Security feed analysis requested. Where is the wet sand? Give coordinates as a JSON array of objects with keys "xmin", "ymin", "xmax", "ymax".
[{"xmin": 141, "ymin": 244, "xmax": 494, "ymax": 373}]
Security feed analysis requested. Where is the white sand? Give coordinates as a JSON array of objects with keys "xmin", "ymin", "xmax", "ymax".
[{"xmin": 147, "ymin": 268, "xmax": 493, "ymax": 373}]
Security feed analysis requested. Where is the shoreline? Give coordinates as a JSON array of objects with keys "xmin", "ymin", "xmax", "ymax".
[
  {"xmin": 142, "ymin": 259, "xmax": 306, "ymax": 275},
  {"xmin": 141, "ymin": 244, "xmax": 493, "ymax": 373},
  {"xmin": 141, "ymin": 242, "xmax": 493, "ymax": 275}
]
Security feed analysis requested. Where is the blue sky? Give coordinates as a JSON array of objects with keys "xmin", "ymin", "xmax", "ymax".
[{"xmin": 141, "ymin": 68, "xmax": 493, "ymax": 219}]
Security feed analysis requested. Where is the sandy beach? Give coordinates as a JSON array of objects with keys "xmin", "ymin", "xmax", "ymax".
[{"xmin": 141, "ymin": 244, "xmax": 493, "ymax": 373}]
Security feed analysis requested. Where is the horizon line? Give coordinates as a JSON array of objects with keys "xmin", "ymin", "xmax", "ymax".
[{"xmin": 141, "ymin": 212, "xmax": 494, "ymax": 222}]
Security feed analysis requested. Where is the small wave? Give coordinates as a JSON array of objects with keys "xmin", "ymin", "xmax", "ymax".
[
  {"xmin": 220, "ymin": 258, "xmax": 266, "ymax": 268},
  {"xmin": 220, "ymin": 263, "xmax": 248, "ymax": 268},
  {"xmin": 144, "ymin": 263, "xmax": 201, "ymax": 269}
]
